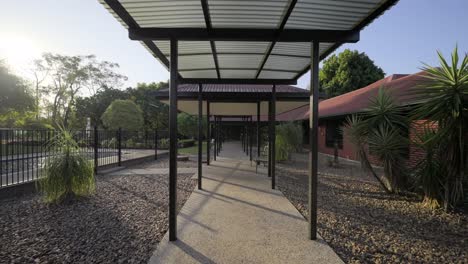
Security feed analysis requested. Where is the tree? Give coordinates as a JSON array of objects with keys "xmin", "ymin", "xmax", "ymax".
[
  {"xmin": 129, "ymin": 82, "xmax": 169, "ymax": 130},
  {"xmin": 320, "ymin": 49, "xmax": 385, "ymax": 97},
  {"xmin": 101, "ymin": 99, "xmax": 143, "ymax": 130},
  {"xmin": 177, "ymin": 113, "xmax": 206, "ymax": 139},
  {"xmin": 33, "ymin": 53, "xmax": 127, "ymax": 127},
  {"xmin": 411, "ymin": 46, "xmax": 468, "ymax": 210},
  {"xmin": 0, "ymin": 61, "xmax": 34, "ymax": 114},
  {"xmin": 75, "ymin": 87, "xmax": 129, "ymax": 128}
]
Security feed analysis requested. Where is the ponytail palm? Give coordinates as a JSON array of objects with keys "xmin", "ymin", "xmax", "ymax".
[
  {"xmin": 39, "ymin": 128, "xmax": 95, "ymax": 203},
  {"xmin": 412, "ymin": 46, "xmax": 468, "ymax": 210}
]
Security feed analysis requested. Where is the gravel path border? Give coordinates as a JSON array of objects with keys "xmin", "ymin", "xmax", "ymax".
[
  {"xmin": 276, "ymin": 153, "xmax": 468, "ymax": 263},
  {"xmin": 0, "ymin": 157, "xmax": 197, "ymax": 264}
]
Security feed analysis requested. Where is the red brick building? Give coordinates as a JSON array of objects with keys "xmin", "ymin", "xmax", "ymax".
[{"xmin": 277, "ymin": 71, "xmax": 430, "ymax": 167}]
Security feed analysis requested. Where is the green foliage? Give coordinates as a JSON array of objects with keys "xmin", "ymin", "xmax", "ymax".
[
  {"xmin": 33, "ymin": 53, "xmax": 127, "ymax": 127},
  {"xmin": 158, "ymin": 138, "xmax": 169, "ymax": 149},
  {"xmin": 101, "ymin": 99, "xmax": 144, "ymax": 130},
  {"xmin": 75, "ymin": 87, "xmax": 128, "ymax": 127},
  {"xmin": 130, "ymin": 82, "xmax": 169, "ymax": 130},
  {"xmin": 177, "ymin": 113, "xmax": 207, "ymax": 139},
  {"xmin": 275, "ymin": 122, "xmax": 303, "ymax": 161},
  {"xmin": 411, "ymin": 46, "xmax": 468, "ymax": 210},
  {"xmin": 0, "ymin": 62, "xmax": 35, "ymax": 114},
  {"xmin": 39, "ymin": 128, "xmax": 95, "ymax": 203},
  {"xmin": 413, "ymin": 127, "xmax": 443, "ymax": 209},
  {"xmin": 320, "ymin": 49, "xmax": 385, "ymax": 97},
  {"xmin": 345, "ymin": 88, "xmax": 409, "ymax": 193}
]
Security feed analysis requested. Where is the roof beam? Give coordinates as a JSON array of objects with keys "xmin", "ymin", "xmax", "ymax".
[
  {"xmin": 201, "ymin": 0, "xmax": 220, "ymax": 79},
  {"xmin": 179, "ymin": 78, "xmax": 297, "ymax": 85},
  {"xmin": 255, "ymin": 0, "xmax": 298, "ymax": 79},
  {"xmin": 129, "ymin": 28, "xmax": 360, "ymax": 42},
  {"xmin": 104, "ymin": 0, "xmax": 169, "ymax": 68}
]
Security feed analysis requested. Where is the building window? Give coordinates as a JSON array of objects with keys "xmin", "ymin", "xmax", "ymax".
[{"xmin": 325, "ymin": 121, "xmax": 343, "ymax": 149}]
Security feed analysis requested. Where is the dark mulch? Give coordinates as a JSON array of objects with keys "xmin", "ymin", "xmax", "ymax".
[
  {"xmin": 0, "ymin": 158, "xmax": 196, "ymax": 264},
  {"xmin": 277, "ymin": 153, "xmax": 468, "ymax": 264}
]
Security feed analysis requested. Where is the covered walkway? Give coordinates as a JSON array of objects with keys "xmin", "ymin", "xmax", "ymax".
[{"xmin": 150, "ymin": 141, "xmax": 342, "ymax": 264}]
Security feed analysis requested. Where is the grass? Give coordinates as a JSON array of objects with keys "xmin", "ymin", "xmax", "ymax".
[{"xmin": 178, "ymin": 141, "xmax": 208, "ymax": 155}]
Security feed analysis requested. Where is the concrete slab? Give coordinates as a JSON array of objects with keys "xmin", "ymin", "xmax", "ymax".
[{"xmin": 149, "ymin": 142, "xmax": 343, "ymax": 264}]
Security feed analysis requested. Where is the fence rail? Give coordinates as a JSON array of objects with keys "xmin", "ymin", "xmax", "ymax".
[{"xmin": 0, "ymin": 127, "xmax": 169, "ymax": 189}]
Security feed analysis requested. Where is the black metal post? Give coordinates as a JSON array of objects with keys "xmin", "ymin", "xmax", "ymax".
[
  {"xmin": 118, "ymin": 127, "xmax": 122, "ymax": 166},
  {"xmin": 217, "ymin": 117, "xmax": 221, "ymax": 155},
  {"xmin": 207, "ymin": 102, "xmax": 210, "ymax": 165},
  {"xmin": 268, "ymin": 105, "xmax": 272, "ymax": 178},
  {"xmin": 94, "ymin": 126, "xmax": 98, "ymax": 174},
  {"xmin": 169, "ymin": 38, "xmax": 178, "ymax": 242},
  {"xmin": 257, "ymin": 102, "xmax": 261, "ymax": 158},
  {"xmin": 271, "ymin": 84, "xmax": 276, "ymax": 189},
  {"xmin": 309, "ymin": 40, "xmax": 319, "ymax": 240},
  {"xmin": 213, "ymin": 116, "xmax": 217, "ymax": 161},
  {"xmin": 249, "ymin": 117, "xmax": 253, "ymax": 162},
  {"xmin": 154, "ymin": 130, "xmax": 158, "ymax": 160},
  {"xmin": 198, "ymin": 84, "xmax": 203, "ymax": 190}
]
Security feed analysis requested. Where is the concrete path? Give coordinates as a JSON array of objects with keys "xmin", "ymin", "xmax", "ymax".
[{"xmin": 149, "ymin": 141, "xmax": 343, "ymax": 264}]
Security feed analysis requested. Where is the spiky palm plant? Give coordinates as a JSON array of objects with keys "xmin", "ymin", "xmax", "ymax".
[
  {"xmin": 345, "ymin": 87, "xmax": 409, "ymax": 193},
  {"xmin": 368, "ymin": 124, "xmax": 408, "ymax": 193},
  {"xmin": 412, "ymin": 46, "xmax": 468, "ymax": 210},
  {"xmin": 413, "ymin": 127, "xmax": 443, "ymax": 209},
  {"xmin": 345, "ymin": 114, "xmax": 390, "ymax": 192},
  {"xmin": 39, "ymin": 128, "xmax": 95, "ymax": 203}
]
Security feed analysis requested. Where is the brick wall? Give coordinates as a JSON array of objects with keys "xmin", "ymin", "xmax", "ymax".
[{"xmin": 317, "ymin": 118, "xmax": 435, "ymax": 167}]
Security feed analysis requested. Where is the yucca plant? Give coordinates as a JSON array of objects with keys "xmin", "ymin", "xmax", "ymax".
[
  {"xmin": 345, "ymin": 87, "xmax": 409, "ymax": 193},
  {"xmin": 413, "ymin": 127, "xmax": 443, "ymax": 209},
  {"xmin": 368, "ymin": 124, "xmax": 408, "ymax": 193},
  {"xmin": 39, "ymin": 127, "xmax": 95, "ymax": 203},
  {"xmin": 411, "ymin": 46, "xmax": 468, "ymax": 210},
  {"xmin": 345, "ymin": 114, "xmax": 389, "ymax": 192}
]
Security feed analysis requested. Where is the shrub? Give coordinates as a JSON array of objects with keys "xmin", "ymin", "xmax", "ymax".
[
  {"xmin": 275, "ymin": 122, "xmax": 303, "ymax": 161},
  {"xmin": 39, "ymin": 128, "xmax": 95, "ymax": 203},
  {"xmin": 101, "ymin": 100, "xmax": 144, "ymax": 130}
]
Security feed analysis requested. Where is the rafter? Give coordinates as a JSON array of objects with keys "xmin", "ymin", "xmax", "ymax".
[
  {"xmin": 255, "ymin": 0, "xmax": 298, "ymax": 79},
  {"xmin": 201, "ymin": 0, "xmax": 220, "ymax": 79}
]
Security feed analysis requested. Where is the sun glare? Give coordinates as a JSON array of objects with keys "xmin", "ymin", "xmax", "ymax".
[{"xmin": 0, "ymin": 34, "xmax": 41, "ymax": 73}]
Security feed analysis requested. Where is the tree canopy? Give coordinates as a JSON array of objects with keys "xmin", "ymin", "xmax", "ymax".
[
  {"xmin": 0, "ymin": 61, "xmax": 34, "ymax": 113},
  {"xmin": 319, "ymin": 49, "xmax": 385, "ymax": 97},
  {"xmin": 177, "ymin": 113, "xmax": 206, "ymax": 139},
  {"xmin": 101, "ymin": 99, "xmax": 144, "ymax": 130}
]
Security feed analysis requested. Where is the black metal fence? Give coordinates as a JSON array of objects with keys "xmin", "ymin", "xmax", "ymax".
[{"xmin": 0, "ymin": 127, "xmax": 169, "ymax": 189}]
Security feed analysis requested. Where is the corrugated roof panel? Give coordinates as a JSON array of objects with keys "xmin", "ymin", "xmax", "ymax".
[
  {"xmin": 180, "ymin": 70, "xmax": 218, "ymax": 78},
  {"xmin": 99, "ymin": 0, "xmax": 397, "ymax": 81},
  {"xmin": 286, "ymin": 0, "xmax": 383, "ymax": 29},
  {"xmin": 209, "ymin": 0, "xmax": 288, "ymax": 28},
  {"xmin": 271, "ymin": 42, "xmax": 334, "ymax": 57},
  {"xmin": 218, "ymin": 54, "xmax": 263, "ymax": 69},
  {"xmin": 258, "ymin": 71, "xmax": 298, "ymax": 79},
  {"xmin": 215, "ymin": 41, "xmax": 270, "ymax": 54},
  {"xmin": 264, "ymin": 56, "xmax": 310, "ymax": 71},
  {"xmin": 120, "ymin": 0, "xmax": 206, "ymax": 28},
  {"xmin": 221, "ymin": 70, "xmax": 257, "ymax": 79},
  {"xmin": 179, "ymin": 54, "xmax": 215, "ymax": 70}
]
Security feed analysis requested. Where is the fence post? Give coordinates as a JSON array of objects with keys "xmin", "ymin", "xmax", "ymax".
[
  {"xmin": 154, "ymin": 130, "xmax": 158, "ymax": 160},
  {"xmin": 94, "ymin": 126, "xmax": 98, "ymax": 174},
  {"xmin": 118, "ymin": 127, "xmax": 122, "ymax": 166}
]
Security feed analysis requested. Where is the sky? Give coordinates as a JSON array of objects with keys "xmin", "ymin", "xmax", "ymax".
[{"xmin": 0, "ymin": 0, "xmax": 467, "ymax": 90}]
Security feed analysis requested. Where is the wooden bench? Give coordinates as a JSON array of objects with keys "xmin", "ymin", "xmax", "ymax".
[{"xmin": 254, "ymin": 146, "xmax": 269, "ymax": 173}]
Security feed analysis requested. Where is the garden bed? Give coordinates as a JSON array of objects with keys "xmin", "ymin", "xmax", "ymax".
[
  {"xmin": 277, "ymin": 153, "xmax": 467, "ymax": 263},
  {"xmin": 0, "ymin": 157, "xmax": 197, "ymax": 263}
]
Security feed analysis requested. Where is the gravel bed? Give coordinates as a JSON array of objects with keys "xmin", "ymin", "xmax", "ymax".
[
  {"xmin": 277, "ymin": 153, "xmax": 468, "ymax": 264},
  {"xmin": 0, "ymin": 157, "xmax": 197, "ymax": 263}
]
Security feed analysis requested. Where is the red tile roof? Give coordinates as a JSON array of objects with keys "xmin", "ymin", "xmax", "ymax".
[{"xmin": 276, "ymin": 71, "xmax": 430, "ymax": 120}]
